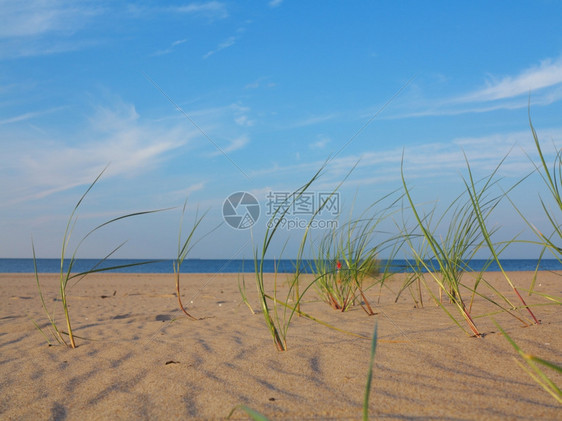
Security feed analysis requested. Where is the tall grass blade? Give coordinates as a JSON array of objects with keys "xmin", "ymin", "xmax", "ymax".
[
  {"xmin": 174, "ymin": 198, "xmax": 220, "ymax": 320},
  {"xmin": 462, "ymin": 154, "xmax": 540, "ymax": 325},
  {"xmin": 238, "ymin": 260, "xmax": 255, "ymax": 314},
  {"xmin": 363, "ymin": 322, "xmax": 378, "ymax": 421},
  {"xmin": 32, "ymin": 240, "xmax": 67, "ymax": 346}
]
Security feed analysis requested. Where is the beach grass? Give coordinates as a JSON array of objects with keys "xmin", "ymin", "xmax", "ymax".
[
  {"xmin": 30, "ymin": 134, "xmax": 556, "ymax": 355},
  {"xmin": 528, "ymin": 111, "xmax": 562, "ymax": 256},
  {"xmin": 237, "ymin": 264, "xmax": 255, "ymax": 314},
  {"xmin": 363, "ymin": 322, "xmax": 378, "ymax": 420},
  {"xmin": 32, "ymin": 167, "xmax": 166, "ymax": 348},
  {"xmin": 462, "ymin": 154, "xmax": 541, "ymax": 325},
  {"xmin": 252, "ymin": 162, "xmax": 360, "ymax": 351},
  {"xmin": 510, "ymin": 111, "xmax": 562, "ymax": 299},
  {"xmin": 174, "ymin": 198, "xmax": 214, "ymax": 320},
  {"xmin": 399, "ymin": 148, "xmax": 548, "ymax": 336},
  {"xmin": 21, "ymin": 112, "xmax": 562, "ymax": 419},
  {"xmin": 401, "ymin": 154, "xmax": 485, "ymax": 336},
  {"xmin": 252, "ymin": 165, "xmax": 325, "ymax": 351},
  {"xmin": 310, "ymin": 192, "xmax": 401, "ymax": 314}
]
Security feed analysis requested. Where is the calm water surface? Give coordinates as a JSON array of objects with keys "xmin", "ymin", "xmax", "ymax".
[{"xmin": 1, "ymin": 258, "xmax": 561, "ymax": 274}]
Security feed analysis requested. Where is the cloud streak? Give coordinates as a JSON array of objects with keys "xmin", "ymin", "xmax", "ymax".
[
  {"xmin": 0, "ymin": 107, "xmax": 65, "ymax": 125},
  {"xmin": 0, "ymin": 0, "xmax": 104, "ymax": 59},
  {"xmin": 0, "ymin": 100, "xmax": 195, "ymax": 206},
  {"xmin": 248, "ymin": 126, "xmax": 562, "ymax": 193},
  {"xmin": 0, "ymin": 0, "xmax": 103, "ymax": 38},
  {"xmin": 385, "ymin": 56, "xmax": 562, "ymax": 120},
  {"xmin": 289, "ymin": 113, "xmax": 339, "ymax": 128},
  {"xmin": 209, "ymin": 135, "xmax": 249, "ymax": 156},
  {"xmin": 172, "ymin": 2, "xmax": 228, "ymax": 20},
  {"xmin": 0, "ymin": 2, "xmax": 228, "ymax": 60},
  {"xmin": 458, "ymin": 57, "xmax": 562, "ymax": 103},
  {"xmin": 203, "ymin": 36, "xmax": 236, "ymax": 59},
  {"xmin": 151, "ymin": 39, "xmax": 188, "ymax": 57}
]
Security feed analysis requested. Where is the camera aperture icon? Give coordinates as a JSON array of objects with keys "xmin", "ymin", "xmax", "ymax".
[{"xmin": 223, "ymin": 192, "xmax": 260, "ymax": 229}]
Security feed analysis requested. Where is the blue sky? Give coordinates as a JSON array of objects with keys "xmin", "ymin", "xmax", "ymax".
[{"xmin": 1, "ymin": 1, "xmax": 562, "ymax": 260}]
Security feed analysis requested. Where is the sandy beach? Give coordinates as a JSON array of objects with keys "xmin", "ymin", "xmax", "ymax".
[{"xmin": 0, "ymin": 271, "xmax": 560, "ymax": 420}]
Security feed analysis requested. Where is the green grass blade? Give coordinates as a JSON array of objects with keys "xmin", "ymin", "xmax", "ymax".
[
  {"xmin": 30, "ymin": 317, "xmax": 54, "ymax": 346},
  {"xmin": 227, "ymin": 405, "xmax": 270, "ymax": 420},
  {"xmin": 495, "ymin": 321, "xmax": 562, "ymax": 403},
  {"xmin": 363, "ymin": 322, "xmax": 378, "ymax": 421},
  {"xmin": 528, "ymin": 355, "xmax": 562, "ymax": 374},
  {"xmin": 32, "ymin": 240, "xmax": 66, "ymax": 346},
  {"xmin": 174, "ymin": 198, "xmax": 221, "ymax": 320},
  {"xmin": 462, "ymin": 152, "xmax": 540, "ymax": 325},
  {"xmin": 513, "ymin": 359, "xmax": 562, "ymax": 404}
]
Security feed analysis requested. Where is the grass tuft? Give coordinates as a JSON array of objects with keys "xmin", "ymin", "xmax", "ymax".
[
  {"xmin": 253, "ymin": 162, "xmax": 356, "ymax": 351},
  {"xmin": 33, "ymin": 167, "xmax": 167, "ymax": 348},
  {"xmin": 311, "ymin": 192, "xmax": 401, "ymax": 314},
  {"xmin": 401, "ymin": 152, "xmax": 487, "ymax": 336}
]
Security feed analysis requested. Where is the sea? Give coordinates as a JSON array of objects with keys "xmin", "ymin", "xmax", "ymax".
[{"xmin": 1, "ymin": 258, "xmax": 562, "ymax": 274}]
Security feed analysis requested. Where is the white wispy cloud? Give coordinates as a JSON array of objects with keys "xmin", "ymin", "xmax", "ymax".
[
  {"xmin": 173, "ymin": 1, "xmax": 228, "ymax": 20},
  {"xmin": 234, "ymin": 115, "xmax": 254, "ymax": 127},
  {"xmin": 309, "ymin": 135, "xmax": 330, "ymax": 150},
  {"xmin": 173, "ymin": 102, "xmax": 256, "ymax": 132},
  {"xmin": 0, "ymin": 99, "xmax": 196, "ymax": 205},
  {"xmin": 458, "ymin": 57, "xmax": 562, "ymax": 103},
  {"xmin": 0, "ymin": 106, "xmax": 65, "ymax": 125},
  {"xmin": 0, "ymin": 2, "xmax": 227, "ymax": 60},
  {"xmin": 0, "ymin": 0, "xmax": 104, "ymax": 59},
  {"xmin": 203, "ymin": 36, "xmax": 236, "ymax": 59},
  {"xmin": 167, "ymin": 181, "xmax": 208, "ymax": 203},
  {"xmin": 269, "ymin": 0, "xmax": 283, "ymax": 8},
  {"xmin": 151, "ymin": 39, "xmax": 188, "ymax": 57},
  {"xmin": 0, "ymin": 38, "xmax": 102, "ymax": 59},
  {"xmin": 248, "ymin": 126, "xmax": 562, "ymax": 192},
  {"xmin": 185, "ymin": 181, "xmax": 207, "ymax": 195},
  {"xmin": 290, "ymin": 113, "xmax": 338, "ymax": 128},
  {"xmin": 245, "ymin": 77, "xmax": 276, "ymax": 90},
  {"xmin": 128, "ymin": 2, "xmax": 227, "ymax": 21},
  {"xmin": 386, "ymin": 56, "xmax": 562, "ymax": 120},
  {"xmin": 0, "ymin": 0, "xmax": 103, "ymax": 38},
  {"xmin": 386, "ymin": 94, "xmax": 562, "ymax": 120},
  {"xmin": 231, "ymin": 104, "xmax": 255, "ymax": 127},
  {"xmin": 209, "ymin": 135, "xmax": 249, "ymax": 156}
]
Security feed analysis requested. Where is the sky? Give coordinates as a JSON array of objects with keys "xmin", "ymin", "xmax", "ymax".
[{"xmin": 1, "ymin": 1, "xmax": 562, "ymax": 260}]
